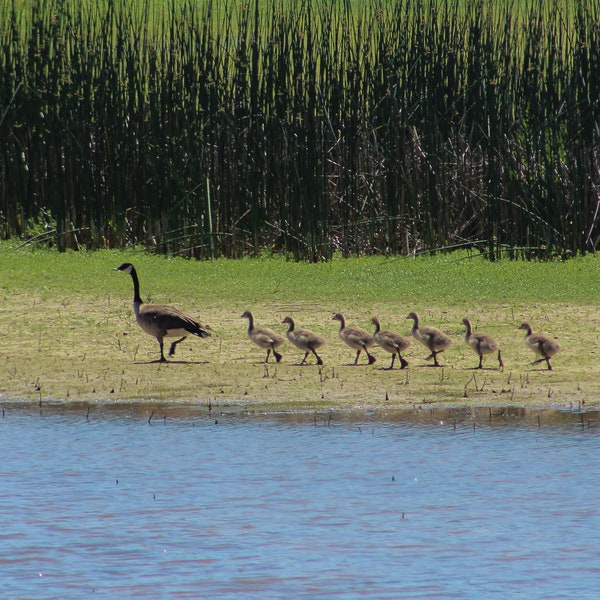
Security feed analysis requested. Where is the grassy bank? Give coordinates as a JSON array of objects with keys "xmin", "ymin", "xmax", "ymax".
[{"xmin": 1, "ymin": 243, "xmax": 598, "ymax": 411}]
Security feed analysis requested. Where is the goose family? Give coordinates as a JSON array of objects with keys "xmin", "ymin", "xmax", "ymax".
[
  {"xmin": 371, "ymin": 316, "xmax": 410, "ymax": 369},
  {"xmin": 518, "ymin": 322, "xmax": 560, "ymax": 370},
  {"xmin": 406, "ymin": 311, "xmax": 452, "ymax": 367},
  {"xmin": 332, "ymin": 313, "xmax": 377, "ymax": 365},
  {"xmin": 241, "ymin": 310, "xmax": 285, "ymax": 363},
  {"xmin": 462, "ymin": 318, "xmax": 503, "ymax": 370},
  {"xmin": 282, "ymin": 316, "xmax": 325, "ymax": 365},
  {"xmin": 113, "ymin": 269, "xmax": 561, "ymax": 370},
  {"xmin": 115, "ymin": 263, "xmax": 211, "ymax": 362}
]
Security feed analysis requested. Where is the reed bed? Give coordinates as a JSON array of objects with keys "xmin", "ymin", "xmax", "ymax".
[{"xmin": 1, "ymin": 0, "xmax": 599, "ymax": 260}]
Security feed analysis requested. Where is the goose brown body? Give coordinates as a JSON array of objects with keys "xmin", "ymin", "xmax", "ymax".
[
  {"xmin": 462, "ymin": 318, "xmax": 503, "ymax": 369},
  {"xmin": 115, "ymin": 263, "xmax": 211, "ymax": 362},
  {"xmin": 282, "ymin": 316, "xmax": 325, "ymax": 365},
  {"xmin": 332, "ymin": 313, "xmax": 376, "ymax": 365},
  {"xmin": 406, "ymin": 311, "xmax": 452, "ymax": 367},
  {"xmin": 518, "ymin": 322, "xmax": 560, "ymax": 370},
  {"xmin": 242, "ymin": 311, "xmax": 285, "ymax": 363},
  {"xmin": 371, "ymin": 316, "xmax": 410, "ymax": 369}
]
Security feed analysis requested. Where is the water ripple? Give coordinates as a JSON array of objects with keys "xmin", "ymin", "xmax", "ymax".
[{"xmin": 0, "ymin": 406, "xmax": 599, "ymax": 598}]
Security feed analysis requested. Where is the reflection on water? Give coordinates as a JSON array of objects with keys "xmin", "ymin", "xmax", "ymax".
[{"xmin": 0, "ymin": 403, "xmax": 599, "ymax": 599}]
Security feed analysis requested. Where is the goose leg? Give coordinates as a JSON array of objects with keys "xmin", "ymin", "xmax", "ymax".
[
  {"xmin": 353, "ymin": 349, "xmax": 362, "ymax": 365},
  {"xmin": 497, "ymin": 350, "xmax": 504, "ymax": 370},
  {"xmin": 157, "ymin": 338, "xmax": 167, "ymax": 362},
  {"xmin": 477, "ymin": 354, "xmax": 483, "ymax": 369},
  {"xmin": 545, "ymin": 357, "xmax": 552, "ymax": 370},
  {"xmin": 265, "ymin": 348, "xmax": 272, "ymax": 363},
  {"xmin": 168, "ymin": 336, "xmax": 187, "ymax": 357},
  {"xmin": 399, "ymin": 355, "xmax": 409, "ymax": 369},
  {"xmin": 273, "ymin": 345, "xmax": 283, "ymax": 363},
  {"xmin": 385, "ymin": 354, "xmax": 396, "ymax": 370},
  {"xmin": 300, "ymin": 351, "xmax": 309, "ymax": 365}
]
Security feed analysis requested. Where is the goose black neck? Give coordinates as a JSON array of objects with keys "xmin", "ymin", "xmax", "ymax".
[{"xmin": 129, "ymin": 267, "xmax": 143, "ymax": 304}]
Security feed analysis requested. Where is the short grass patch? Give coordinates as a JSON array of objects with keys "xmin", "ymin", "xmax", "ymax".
[{"xmin": 1, "ymin": 242, "xmax": 599, "ymax": 411}]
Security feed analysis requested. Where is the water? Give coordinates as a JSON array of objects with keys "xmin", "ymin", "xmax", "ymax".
[{"xmin": 0, "ymin": 404, "xmax": 599, "ymax": 599}]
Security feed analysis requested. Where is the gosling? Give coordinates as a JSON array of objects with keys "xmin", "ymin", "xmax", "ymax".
[
  {"xmin": 332, "ymin": 313, "xmax": 376, "ymax": 365},
  {"xmin": 462, "ymin": 318, "xmax": 503, "ymax": 370},
  {"xmin": 518, "ymin": 322, "xmax": 560, "ymax": 370},
  {"xmin": 371, "ymin": 316, "xmax": 410, "ymax": 369},
  {"xmin": 282, "ymin": 316, "xmax": 325, "ymax": 365},
  {"xmin": 406, "ymin": 311, "xmax": 452, "ymax": 367},
  {"xmin": 241, "ymin": 311, "xmax": 285, "ymax": 363}
]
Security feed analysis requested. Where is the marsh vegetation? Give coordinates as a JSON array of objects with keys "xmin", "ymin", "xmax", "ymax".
[{"xmin": 1, "ymin": 0, "xmax": 599, "ymax": 260}]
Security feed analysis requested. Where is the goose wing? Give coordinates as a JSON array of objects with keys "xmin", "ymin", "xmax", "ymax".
[{"xmin": 142, "ymin": 304, "xmax": 211, "ymax": 338}]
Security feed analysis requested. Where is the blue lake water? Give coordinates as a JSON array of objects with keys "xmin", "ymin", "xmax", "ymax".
[{"xmin": 0, "ymin": 404, "xmax": 599, "ymax": 599}]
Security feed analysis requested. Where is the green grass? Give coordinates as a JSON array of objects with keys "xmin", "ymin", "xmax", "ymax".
[
  {"xmin": 3, "ymin": 241, "xmax": 599, "ymax": 306},
  {"xmin": 1, "ymin": 243, "xmax": 599, "ymax": 410}
]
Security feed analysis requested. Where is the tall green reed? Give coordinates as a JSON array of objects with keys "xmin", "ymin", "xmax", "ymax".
[{"xmin": 1, "ymin": 0, "xmax": 598, "ymax": 260}]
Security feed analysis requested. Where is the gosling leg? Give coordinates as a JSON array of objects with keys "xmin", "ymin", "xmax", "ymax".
[{"xmin": 311, "ymin": 350, "xmax": 324, "ymax": 366}]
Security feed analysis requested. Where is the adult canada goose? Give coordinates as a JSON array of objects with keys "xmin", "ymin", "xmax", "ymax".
[
  {"xmin": 332, "ymin": 313, "xmax": 376, "ymax": 365},
  {"xmin": 115, "ymin": 263, "xmax": 211, "ymax": 362},
  {"xmin": 518, "ymin": 322, "xmax": 560, "ymax": 370},
  {"xmin": 282, "ymin": 316, "xmax": 325, "ymax": 365},
  {"xmin": 371, "ymin": 316, "xmax": 410, "ymax": 369},
  {"xmin": 462, "ymin": 318, "xmax": 503, "ymax": 370},
  {"xmin": 406, "ymin": 311, "xmax": 452, "ymax": 367},
  {"xmin": 241, "ymin": 311, "xmax": 285, "ymax": 363}
]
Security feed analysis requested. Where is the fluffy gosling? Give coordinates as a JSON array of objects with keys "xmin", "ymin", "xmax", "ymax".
[
  {"xmin": 241, "ymin": 311, "xmax": 285, "ymax": 363},
  {"xmin": 518, "ymin": 322, "xmax": 560, "ymax": 370},
  {"xmin": 332, "ymin": 313, "xmax": 376, "ymax": 365},
  {"xmin": 282, "ymin": 316, "xmax": 325, "ymax": 365},
  {"xmin": 462, "ymin": 318, "xmax": 503, "ymax": 370},
  {"xmin": 406, "ymin": 311, "xmax": 452, "ymax": 367},
  {"xmin": 371, "ymin": 316, "xmax": 410, "ymax": 369}
]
